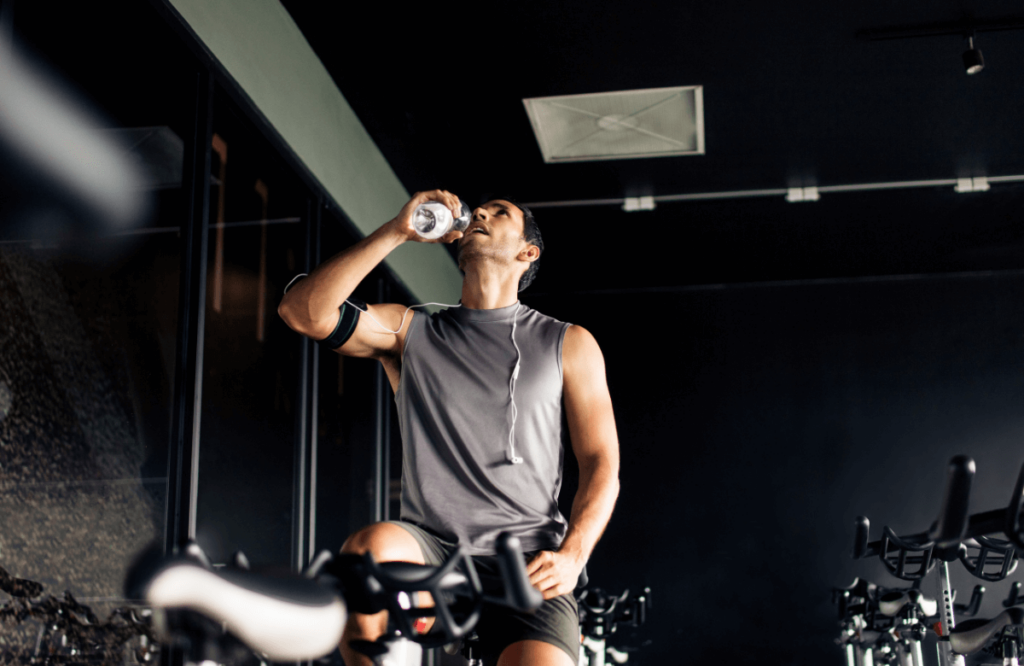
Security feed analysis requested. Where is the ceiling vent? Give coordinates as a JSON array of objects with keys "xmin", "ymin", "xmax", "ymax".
[{"xmin": 523, "ymin": 86, "xmax": 704, "ymax": 163}]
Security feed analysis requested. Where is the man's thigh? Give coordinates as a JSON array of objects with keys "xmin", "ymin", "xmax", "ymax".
[{"xmin": 477, "ymin": 592, "xmax": 580, "ymax": 666}]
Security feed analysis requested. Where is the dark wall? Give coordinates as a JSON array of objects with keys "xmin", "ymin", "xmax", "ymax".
[{"xmin": 529, "ymin": 270, "xmax": 1024, "ymax": 665}]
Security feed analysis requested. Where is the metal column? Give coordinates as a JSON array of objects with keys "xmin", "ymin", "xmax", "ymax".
[
  {"xmin": 372, "ymin": 278, "xmax": 392, "ymax": 523},
  {"xmin": 164, "ymin": 67, "xmax": 213, "ymax": 554},
  {"xmin": 160, "ymin": 65, "xmax": 213, "ymax": 666},
  {"xmin": 292, "ymin": 196, "xmax": 321, "ymax": 572}
]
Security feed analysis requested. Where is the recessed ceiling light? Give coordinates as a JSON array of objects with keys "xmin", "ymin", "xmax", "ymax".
[{"xmin": 523, "ymin": 86, "xmax": 704, "ymax": 163}]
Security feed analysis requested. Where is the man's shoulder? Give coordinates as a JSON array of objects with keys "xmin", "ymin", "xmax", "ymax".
[
  {"xmin": 561, "ymin": 324, "xmax": 601, "ymax": 359},
  {"xmin": 521, "ymin": 304, "xmax": 570, "ymax": 329}
]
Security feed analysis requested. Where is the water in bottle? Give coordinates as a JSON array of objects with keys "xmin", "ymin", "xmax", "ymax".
[{"xmin": 412, "ymin": 200, "xmax": 471, "ymax": 239}]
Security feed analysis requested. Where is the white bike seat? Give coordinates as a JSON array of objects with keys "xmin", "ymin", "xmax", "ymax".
[{"xmin": 144, "ymin": 561, "xmax": 346, "ymax": 661}]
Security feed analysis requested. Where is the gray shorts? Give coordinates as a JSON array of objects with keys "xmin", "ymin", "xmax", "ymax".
[{"xmin": 387, "ymin": 520, "xmax": 580, "ymax": 665}]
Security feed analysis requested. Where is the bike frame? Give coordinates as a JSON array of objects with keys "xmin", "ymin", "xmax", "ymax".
[{"xmin": 935, "ymin": 561, "xmax": 965, "ymax": 666}]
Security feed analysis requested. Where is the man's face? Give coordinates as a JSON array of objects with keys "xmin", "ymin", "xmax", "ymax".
[{"xmin": 456, "ymin": 199, "xmax": 529, "ymax": 270}]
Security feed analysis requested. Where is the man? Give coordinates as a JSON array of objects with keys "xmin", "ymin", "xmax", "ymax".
[{"xmin": 278, "ymin": 190, "xmax": 619, "ymax": 666}]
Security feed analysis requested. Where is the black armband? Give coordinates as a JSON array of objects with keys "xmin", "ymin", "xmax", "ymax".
[{"xmin": 318, "ymin": 298, "xmax": 366, "ymax": 350}]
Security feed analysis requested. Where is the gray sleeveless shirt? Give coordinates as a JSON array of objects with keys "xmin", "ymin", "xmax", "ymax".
[{"xmin": 395, "ymin": 302, "xmax": 571, "ymax": 555}]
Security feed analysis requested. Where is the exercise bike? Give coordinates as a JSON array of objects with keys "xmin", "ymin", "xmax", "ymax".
[
  {"xmin": 851, "ymin": 455, "xmax": 1024, "ymax": 666},
  {"xmin": 832, "ymin": 575, "xmax": 985, "ymax": 666},
  {"xmin": 575, "ymin": 585, "xmax": 651, "ymax": 666},
  {"xmin": 125, "ymin": 532, "xmax": 542, "ymax": 666}
]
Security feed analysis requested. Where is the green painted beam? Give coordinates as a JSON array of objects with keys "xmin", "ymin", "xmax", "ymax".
[{"xmin": 166, "ymin": 0, "xmax": 462, "ymax": 304}]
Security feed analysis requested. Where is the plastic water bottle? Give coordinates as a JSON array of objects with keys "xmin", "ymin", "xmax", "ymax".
[{"xmin": 412, "ymin": 200, "xmax": 471, "ymax": 239}]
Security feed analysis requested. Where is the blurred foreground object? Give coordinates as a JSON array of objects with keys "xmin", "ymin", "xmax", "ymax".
[{"xmin": 0, "ymin": 29, "xmax": 149, "ymax": 240}]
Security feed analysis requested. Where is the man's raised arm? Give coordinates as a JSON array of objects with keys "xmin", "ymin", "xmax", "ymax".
[{"xmin": 277, "ymin": 190, "xmax": 463, "ymax": 359}]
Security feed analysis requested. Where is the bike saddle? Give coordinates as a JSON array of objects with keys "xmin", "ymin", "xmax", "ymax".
[
  {"xmin": 859, "ymin": 629, "xmax": 883, "ymax": 646},
  {"xmin": 878, "ymin": 589, "xmax": 937, "ymax": 618},
  {"xmin": 136, "ymin": 558, "xmax": 345, "ymax": 661},
  {"xmin": 833, "ymin": 578, "xmax": 877, "ymax": 621},
  {"xmin": 949, "ymin": 607, "xmax": 1024, "ymax": 655}
]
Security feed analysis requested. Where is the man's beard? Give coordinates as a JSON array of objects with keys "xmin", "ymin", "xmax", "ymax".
[
  {"xmin": 456, "ymin": 240, "xmax": 484, "ymax": 271},
  {"xmin": 457, "ymin": 238, "xmax": 514, "ymax": 273}
]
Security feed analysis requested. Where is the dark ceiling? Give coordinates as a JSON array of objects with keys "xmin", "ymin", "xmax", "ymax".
[{"xmin": 281, "ymin": 0, "xmax": 1024, "ymax": 294}]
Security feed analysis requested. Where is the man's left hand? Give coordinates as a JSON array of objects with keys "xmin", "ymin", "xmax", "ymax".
[{"xmin": 526, "ymin": 550, "xmax": 584, "ymax": 600}]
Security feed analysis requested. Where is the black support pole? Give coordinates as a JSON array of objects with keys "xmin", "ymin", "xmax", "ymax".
[
  {"xmin": 381, "ymin": 283, "xmax": 392, "ymax": 522},
  {"xmin": 308, "ymin": 199, "xmax": 321, "ymax": 563},
  {"xmin": 292, "ymin": 196, "xmax": 320, "ymax": 572},
  {"xmin": 164, "ymin": 67, "xmax": 213, "ymax": 555},
  {"xmin": 372, "ymin": 278, "xmax": 387, "ymax": 524},
  {"xmin": 160, "ymin": 66, "xmax": 212, "ymax": 666}
]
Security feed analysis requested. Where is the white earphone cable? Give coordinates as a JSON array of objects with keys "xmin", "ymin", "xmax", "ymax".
[
  {"xmin": 354, "ymin": 298, "xmax": 524, "ymax": 464},
  {"xmin": 288, "ymin": 273, "xmax": 524, "ymax": 465},
  {"xmin": 508, "ymin": 302, "xmax": 523, "ymax": 464},
  {"xmin": 345, "ymin": 300, "xmax": 461, "ymax": 334}
]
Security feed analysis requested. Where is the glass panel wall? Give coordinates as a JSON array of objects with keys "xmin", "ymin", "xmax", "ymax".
[
  {"xmin": 1, "ymin": 2, "xmax": 410, "ymax": 663},
  {"xmin": 0, "ymin": 0, "xmax": 196, "ymax": 662},
  {"xmin": 314, "ymin": 213, "xmax": 385, "ymax": 555},
  {"xmin": 193, "ymin": 86, "xmax": 308, "ymax": 569}
]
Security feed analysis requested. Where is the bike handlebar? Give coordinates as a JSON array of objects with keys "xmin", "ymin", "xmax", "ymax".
[
  {"xmin": 358, "ymin": 547, "xmax": 484, "ymax": 647},
  {"xmin": 932, "ymin": 455, "xmax": 975, "ymax": 550},
  {"xmin": 494, "ymin": 533, "xmax": 544, "ymax": 612},
  {"xmin": 335, "ymin": 533, "xmax": 541, "ymax": 648},
  {"xmin": 855, "ymin": 458, "xmax": 1024, "ymax": 585},
  {"xmin": 1005, "ymin": 459, "xmax": 1024, "ymax": 552},
  {"xmin": 128, "ymin": 531, "xmax": 542, "ymax": 661},
  {"xmin": 853, "ymin": 517, "xmax": 870, "ymax": 560},
  {"xmin": 854, "ymin": 455, "xmax": 974, "ymax": 564}
]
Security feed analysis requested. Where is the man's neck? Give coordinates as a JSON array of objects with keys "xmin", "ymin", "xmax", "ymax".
[{"xmin": 460, "ymin": 266, "xmax": 520, "ymax": 310}]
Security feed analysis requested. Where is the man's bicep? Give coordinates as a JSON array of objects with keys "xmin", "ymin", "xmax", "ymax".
[
  {"xmin": 562, "ymin": 326, "xmax": 619, "ymax": 465},
  {"xmin": 336, "ymin": 303, "xmax": 411, "ymax": 359}
]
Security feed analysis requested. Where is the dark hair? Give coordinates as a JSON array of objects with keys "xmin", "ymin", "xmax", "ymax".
[{"xmin": 488, "ymin": 196, "xmax": 542, "ymax": 292}]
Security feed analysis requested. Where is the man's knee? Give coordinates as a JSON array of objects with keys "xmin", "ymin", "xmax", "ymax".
[
  {"xmin": 498, "ymin": 639, "xmax": 576, "ymax": 666},
  {"xmin": 341, "ymin": 522, "xmax": 425, "ymax": 564},
  {"xmin": 339, "ymin": 523, "xmax": 428, "ymax": 657}
]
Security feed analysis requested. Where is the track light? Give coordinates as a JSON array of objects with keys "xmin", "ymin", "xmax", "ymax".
[{"xmin": 962, "ymin": 35, "xmax": 984, "ymax": 75}]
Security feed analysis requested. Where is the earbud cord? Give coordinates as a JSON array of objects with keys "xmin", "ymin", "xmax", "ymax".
[
  {"xmin": 508, "ymin": 302, "xmax": 523, "ymax": 464},
  {"xmin": 354, "ymin": 298, "xmax": 524, "ymax": 464},
  {"xmin": 285, "ymin": 275, "xmax": 465, "ymax": 333},
  {"xmin": 345, "ymin": 299, "xmax": 461, "ymax": 334},
  {"xmin": 287, "ymin": 272, "xmax": 523, "ymax": 465}
]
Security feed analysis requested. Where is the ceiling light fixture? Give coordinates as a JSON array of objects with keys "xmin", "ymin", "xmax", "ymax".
[
  {"xmin": 954, "ymin": 176, "xmax": 990, "ymax": 193},
  {"xmin": 785, "ymin": 186, "xmax": 820, "ymax": 203},
  {"xmin": 522, "ymin": 174, "xmax": 1024, "ymax": 209},
  {"xmin": 622, "ymin": 196, "xmax": 656, "ymax": 212},
  {"xmin": 962, "ymin": 34, "xmax": 985, "ymax": 75},
  {"xmin": 856, "ymin": 16, "xmax": 1024, "ymax": 75}
]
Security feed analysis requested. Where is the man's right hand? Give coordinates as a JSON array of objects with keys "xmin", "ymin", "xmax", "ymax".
[
  {"xmin": 279, "ymin": 189, "xmax": 464, "ymax": 360},
  {"xmin": 388, "ymin": 190, "xmax": 466, "ymax": 244}
]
